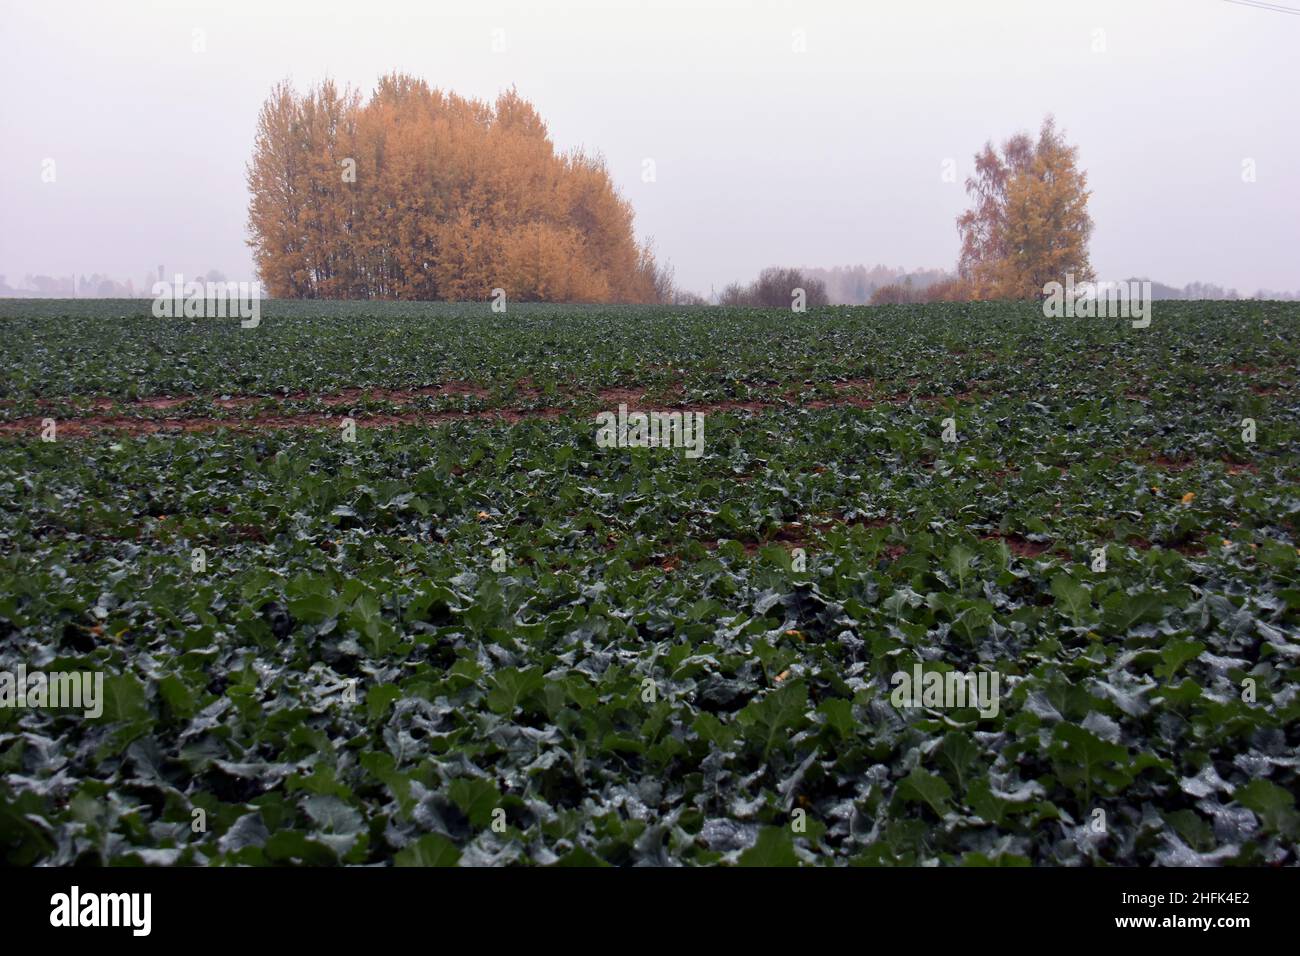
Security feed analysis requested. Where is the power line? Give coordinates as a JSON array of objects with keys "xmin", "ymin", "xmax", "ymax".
[
  {"xmin": 1222, "ymin": 0, "xmax": 1300, "ymax": 16},
  {"xmin": 1225, "ymin": 0, "xmax": 1300, "ymax": 12}
]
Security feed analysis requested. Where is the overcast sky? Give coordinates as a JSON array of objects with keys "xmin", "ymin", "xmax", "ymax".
[{"xmin": 3, "ymin": 0, "xmax": 1297, "ymax": 296}]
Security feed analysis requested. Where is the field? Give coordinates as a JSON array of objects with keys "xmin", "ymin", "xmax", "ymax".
[{"xmin": 1, "ymin": 298, "xmax": 1297, "ymax": 867}]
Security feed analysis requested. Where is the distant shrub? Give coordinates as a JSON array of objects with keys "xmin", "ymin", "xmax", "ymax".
[
  {"xmin": 718, "ymin": 267, "xmax": 829, "ymax": 308},
  {"xmin": 870, "ymin": 283, "xmax": 913, "ymax": 305},
  {"xmin": 871, "ymin": 277, "xmax": 972, "ymax": 305},
  {"xmin": 717, "ymin": 282, "xmax": 750, "ymax": 307},
  {"xmin": 918, "ymin": 277, "xmax": 971, "ymax": 302}
]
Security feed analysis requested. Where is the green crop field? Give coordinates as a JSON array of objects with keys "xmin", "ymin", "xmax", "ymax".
[{"xmin": 1, "ymin": 299, "xmax": 1297, "ymax": 866}]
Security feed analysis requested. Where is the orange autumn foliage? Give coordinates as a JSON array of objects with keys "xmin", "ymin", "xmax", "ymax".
[
  {"xmin": 956, "ymin": 116, "xmax": 1094, "ymax": 301},
  {"xmin": 246, "ymin": 75, "xmax": 665, "ymax": 302}
]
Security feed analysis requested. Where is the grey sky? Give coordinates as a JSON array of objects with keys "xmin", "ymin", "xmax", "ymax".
[{"xmin": 3, "ymin": 0, "xmax": 1297, "ymax": 296}]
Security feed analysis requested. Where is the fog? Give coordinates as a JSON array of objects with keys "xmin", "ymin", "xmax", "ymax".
[{"xmin": 3, "ymin": 0, "xmax": 1297, "ymax": 297}]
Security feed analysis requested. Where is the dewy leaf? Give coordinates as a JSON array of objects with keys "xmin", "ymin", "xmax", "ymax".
[
  {"xmin": 303, "ymin": 795, "xmax": 363, "ymax": 835},
  {"xmin": 218, "ymin": 811, "xmax": 270, "ymax": 854}
]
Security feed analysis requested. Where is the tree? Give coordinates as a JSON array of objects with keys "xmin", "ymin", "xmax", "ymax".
[
  {"xmin": 246, "ymin": 76, "xmax": 666, "ymax": 303},
  {"xmin": 956, "ymin": 117, "xmax": 1093, "ymax": 300},
  {"xmin": 246, "ymin": 81, "xmax": 313, "ymax": 298},
  {"xmin": 635, "ymin": 239, "xmax": 676, "ymax": 304}
]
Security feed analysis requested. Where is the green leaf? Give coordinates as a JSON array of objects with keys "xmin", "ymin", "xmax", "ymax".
[
  {"xmin": 938, "ymin": 731, "xmax": 979, "ymax": 791},
  {"xmin": 1049, "ymin": 724, "xmax": 1130, "ymax": 806},
  {"xmin": 817, "ymin": 698, "xmax": 855, "ymax": 739},
  {"xmin": 448, "ymin": 777, "xmax": 501, "ymax": 829},
  {"xmin": 549, "ymin": 847, "xmax": 610, "ymax": 867},
  {"xmin": 395, "ymin": 833, "xmax": 461, "ymax": 867},
  {"xmin": 966, "ymin": 779, "xmax": 1009, "ymax": 826},
  {"xmin": 898, "ymin": 767, "xmax": 953, "ymax": 818},
  {"xmin": 736, "ymin": 827, "xmax": 799, "ymax": 866},
  {"xmin": 1050, "ymin": 574, "xmax": 1092, "ymax": 625},
  {"xmin": 1155, "ymin": 639, "xmax": 1204, "ymax": 681},
  {"xmin": 486, "ymin": 667, "xmax": 545, "ymax": 715},
  {"xmin": 101, "ymin": 673, "xmax": 150, "ymax": 724},
  {"xmin": 945, "ymin": 544, "xmax": 975, "ymax": 591},
  {"xmin": 1236, "ymin": 780, "xmax": 1297, "ymax": 835},
  {"xmin": 735, "ymin": 680, "xmax": 809, "ymax": 758},
  {"xmin": 366, "ymin": 683, "xmax": 401, "ymax": 721},
  {"xmin": 288, "ymin": 592, "xmax": 340, "ymax": 625}
]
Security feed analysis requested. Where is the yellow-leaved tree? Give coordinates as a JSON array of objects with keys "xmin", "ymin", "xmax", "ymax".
[
  {"xmin": 246, "ymin": 76, "xmax": 669, "ymax": 303},
  {"xmin": 956, "ymin": 116, "xmax": 1094, "ymax": 300}
]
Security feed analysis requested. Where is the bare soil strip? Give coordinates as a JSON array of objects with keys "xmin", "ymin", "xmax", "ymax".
[
  {"xmin": 1, "ymin": 380, "xmax": 1287, "ymax": 449},
  {"xmin": 16, "ymin": 382, "xmax": 493, "ymax": 412},
  {"xmin": 10, "ymin": 378, "xmax": 869, "ymax": 413},
  {"xmin": 0, "ymin": 407, "xmax": 564, "ymax": 438},
  {"xmin": 0, "ymin": 382, "xmax": 955, "ymax": 438}
]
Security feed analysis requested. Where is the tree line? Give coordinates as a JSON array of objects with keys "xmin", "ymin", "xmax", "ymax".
[{"xmin": 243, "ymin": 84, "xmax": 1161, "ymax": 308}]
